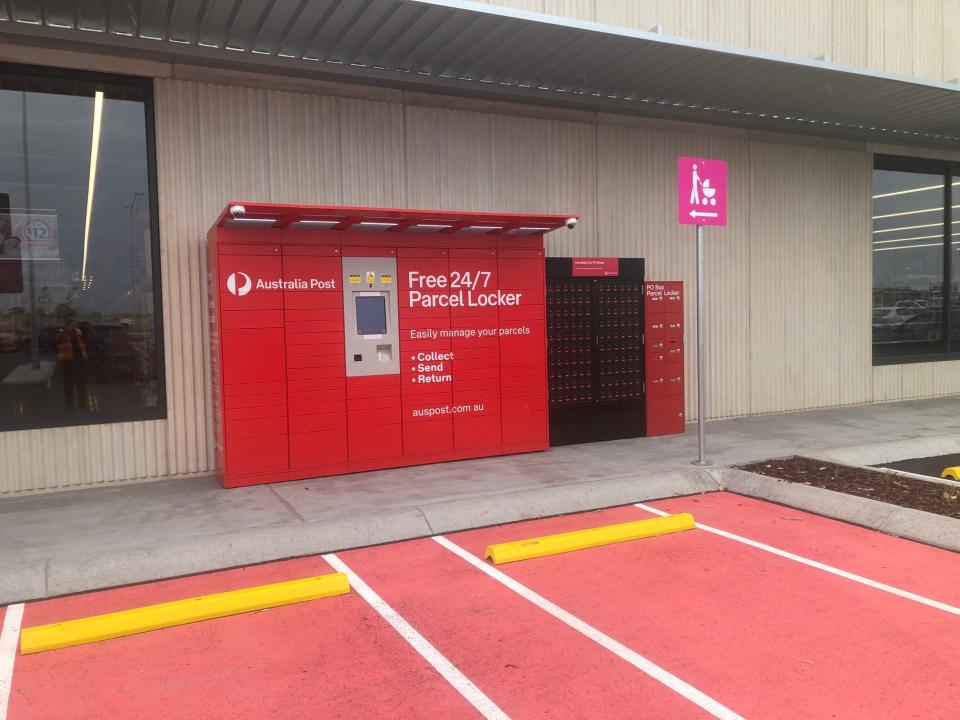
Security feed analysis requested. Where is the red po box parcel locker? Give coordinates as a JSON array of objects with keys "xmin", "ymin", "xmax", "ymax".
[
  {"xmin": 644, "ymin": 281, "xmax": 685, "ymax": 436},
  {"xmin": 207, "ymin": 203, "xmax": 577, "ymax": 488}
]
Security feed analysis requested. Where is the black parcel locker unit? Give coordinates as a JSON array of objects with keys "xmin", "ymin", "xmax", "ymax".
[{"xmin": 546, "ymin": 257, "xmax": 646, "ymax": 446}]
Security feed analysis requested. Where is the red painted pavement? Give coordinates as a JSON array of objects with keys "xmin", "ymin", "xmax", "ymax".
[
  {"xmin": 449, "ymin": 500, "xmax": 960, "ymax": 720},
  {"xmin": 5, "ymin": 493, "xmax": 960, "ymax": 720},
  {"xmin": 645, "ymin": 492, "xmax": 960, "ymax": 606},
  {"xmin": 340, "ymin": 537, "xmax": 716, "ymax": 719},
  {"xmin": 8, "ymin": 555, "xmax": 478, "ymax": 720}
]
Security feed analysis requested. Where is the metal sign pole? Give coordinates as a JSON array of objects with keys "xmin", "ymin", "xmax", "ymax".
[
  {"xmin": 693, "ymin": 223, "xmax": 711, "ymax": 466},
  {"xmin": 678, "ymin": 154, "xmax": 725, "ymax": 465}
]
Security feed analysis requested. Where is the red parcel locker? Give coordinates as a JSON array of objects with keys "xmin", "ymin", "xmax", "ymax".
[
  {"xmin": 644, "ymin": 281, "xmax": 686, "ymax": 436},
  {"xmin": 207, "ymin": 204, "xmax": 576, "ymax": 487}
]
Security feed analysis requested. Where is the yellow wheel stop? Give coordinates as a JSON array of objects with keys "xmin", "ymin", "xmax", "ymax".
[
  {"xmin": 484, "ymin": 513, "xmax": 696, "ymax": 564},
  {"xmin": 20, "ymin": 572, "xmax": 350, "ymax": 655}
]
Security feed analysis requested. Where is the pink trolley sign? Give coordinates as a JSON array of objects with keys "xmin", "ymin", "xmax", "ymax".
[{"xmin": 678, "ymin": 156, "xmax": 727, "ymax": 226}]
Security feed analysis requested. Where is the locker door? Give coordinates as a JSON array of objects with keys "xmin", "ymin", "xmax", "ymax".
[
  {"xmin": 399, "ymin": 252, "xmax": 452, "ymax": 457},
  {"xmin": 499, "ymin": 250, "xmax": 546, "ymax": 448},
  {"xmin": 282, "ymin": 248, "xmax": 346, "ymax": 475}
]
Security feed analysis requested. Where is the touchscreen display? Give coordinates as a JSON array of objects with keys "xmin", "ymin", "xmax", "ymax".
[{"xmin": 356, "ymin": 295, "xmax": 387, "ymax": 335}]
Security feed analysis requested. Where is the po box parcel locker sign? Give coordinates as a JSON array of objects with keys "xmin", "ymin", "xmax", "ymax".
[{"xmin": 207, "ymin": 206, "xmax": 563, "ymax": 488}]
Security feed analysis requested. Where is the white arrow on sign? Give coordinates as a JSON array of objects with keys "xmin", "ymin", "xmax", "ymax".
[{"xmin": 689, "ymin": 210, "xmax": 718, "ymax": 219}]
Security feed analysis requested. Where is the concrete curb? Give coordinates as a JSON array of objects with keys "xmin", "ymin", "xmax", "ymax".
[
  {"xmin": 42, "ymin": 507, "xmax": 431, "ymax": 600},
  {"xmin": 0, "ymin": 468, "xmax": 718, "ymax": 605},
  {"xmin": 803, "ymin": 454, "xmax": 960, "ymax": 489},
  {"xmin": 0, "ymin": 561, "xmax": 46, "ymax": 605},
  {"xmin": 817, "ymin": 435, "xmax": 960, "ymax": 467},
  {"xmin": 721, "ymin": 468, "xmax": 960, "ymax": 554}
]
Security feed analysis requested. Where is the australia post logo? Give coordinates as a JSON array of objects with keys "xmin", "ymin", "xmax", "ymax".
[
  {"xmin": 226, "ymin": 272, "xmax": 252, "ymax": 297},
  {"xmin": 225, "ymin": 271, "xmax": 336, "ymax": 296}
]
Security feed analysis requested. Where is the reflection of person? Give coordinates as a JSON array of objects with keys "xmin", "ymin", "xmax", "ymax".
[
  {"xmin": 0, "ymin": 234, "xmax": 23, "ymax": 294},
  {"xmin": 56, "ymin": 317, "xmax": 88, "ymax": 411},
  {"xmin": 0, "ymin": 193, "xmax": 10, "ymax": 243}
]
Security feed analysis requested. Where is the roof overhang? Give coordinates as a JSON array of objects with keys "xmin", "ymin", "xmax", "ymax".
[
  {"xmin": 212, "ymin": 203, "xmax": 577, "ymax": 236},
  {"xmin": 4, "ymin": 0, "xmax": 960, "ymax": 150}
]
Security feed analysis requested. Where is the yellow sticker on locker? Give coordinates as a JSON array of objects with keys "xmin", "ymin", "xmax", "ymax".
[
  {"xmin": 366, "ymin": 271, "xmax": 376, "ymax": 283},
  {"xmin": 349, "ymin": 274, "xmax": 362, "ymax": 284}
]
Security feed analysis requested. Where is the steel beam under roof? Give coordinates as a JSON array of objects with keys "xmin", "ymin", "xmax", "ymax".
[{"xmin": 3, "ymin": 0, "xmax": 960, "ymax": 149}]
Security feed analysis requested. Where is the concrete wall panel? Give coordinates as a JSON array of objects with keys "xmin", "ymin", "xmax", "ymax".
[
  {"xmin": 267, "ymin": 91, "xmax": 342, "ymax": 205},
  {"xmin": 543, "ymin": 119, "xmax": 598, "ymax": 257},
  {"xmin": 912, "ymin": 0, "xmax": 943, "ymax": 81},
  {"xmin": 481, "ymin": 0, "xmax": 960, "ymax": 81},
  {"xmin": 156, "ymin": 79, "xmax": 209, "ymax": 479},
  {"xmin": 832, "ymin": 0, "xmax": 869, "ymax": 79},
  {"xmin": 405, "ymin": 105, "xmax": 495, "ymax": 213},
  {"xmin": 338, "ymin": 98, "xmax": 406, "ymax": 207},
  {"xmin": 593, "ymin": 1, "xmax": 657, "ymax": 31},
  {"xmin": 749, "ymin": 0, "xmax": 832, "ymax": 59},
  {"xmin": 543, "ymin": 0, "xmax": 595, "ymax": 20},
  {"xmin": 944, "ymin": 0, "xmax": 960, "ymax": 82}
]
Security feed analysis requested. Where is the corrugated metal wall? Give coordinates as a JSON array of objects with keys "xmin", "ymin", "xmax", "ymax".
[
  {"xmin": 483, "ymin": 0, "xmax": 960, "ymax": 82},
  {"xmin": 2, "ymin": 57, "xmax": 960, "ymax": 493}
]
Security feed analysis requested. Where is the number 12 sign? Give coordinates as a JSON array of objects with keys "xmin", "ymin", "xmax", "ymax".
[{"xmin": 678, "ymin": 157, "xmax": 727, "ymax": 226}]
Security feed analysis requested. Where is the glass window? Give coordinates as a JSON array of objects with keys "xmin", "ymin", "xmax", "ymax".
[
  {"xmin": 872, "ymin": 169, "xmax": 945, "ymax": 358},
  {"xmin": 872, "ymin": 157, "xmax": 959, "ymax": 363},
  {"xmin": 0, "ymin": 64, "xmax": 163, "ymax": 430}
]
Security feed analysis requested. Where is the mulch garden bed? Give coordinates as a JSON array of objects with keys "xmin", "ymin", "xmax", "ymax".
[{"xmin": 735, "ymin": 456, "xmax": 960, "ymax": 519}]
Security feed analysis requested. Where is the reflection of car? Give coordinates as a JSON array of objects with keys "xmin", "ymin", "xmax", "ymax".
[
  {"xmin": 874, "ymin": 299, "xmax": 932, "ymax": 318},
  {"xmin": 874, "ymin": 305, "xmax": 924, "ymax": 323},
  {"xmin": 0, "ymin": 323, "xmax": 30, "ymax": 352},
  {"xmin": 873, "ymin": 306, "xmax": 921, "ymax": 329},
  {"xmin": 0, "ymin": 330, "xmax": 22, "ymax": 352},
  {"xmin": 872, "ymin": 315, "xmax": 900, "ymax": 333},
  {"xmin": 874, "ymin": 309, "xmax": 942, "ymax": 344}
]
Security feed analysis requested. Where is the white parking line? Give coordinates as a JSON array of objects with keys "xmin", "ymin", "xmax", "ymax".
[
  {"xmin": 433, "ymin": 536, "xmax": 746, "ymax": 720},
  {"xmin": 634, "ymin": 502, "xmax": 960, "ymax": 616},
  {"xmin": 322, "ymin": 553, "xmax": 510, "ymax": 720},
  {"xmin": 0, "ymin": 604, "xmax": 24, "ymax": 720}
]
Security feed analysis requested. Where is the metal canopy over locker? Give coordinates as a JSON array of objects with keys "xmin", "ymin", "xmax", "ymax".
[{"xmin": 207, "ymin": 203, "xmax": 576, "ymax": 487}]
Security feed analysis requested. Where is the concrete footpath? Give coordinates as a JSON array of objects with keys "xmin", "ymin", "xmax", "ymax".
[{"xmin": 1, "ymin": 396, "xmax": 958, "ymax": 603}]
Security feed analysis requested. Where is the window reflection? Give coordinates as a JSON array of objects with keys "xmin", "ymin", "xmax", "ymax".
[
  {"xmin": 872, "ymin": 168, "xmax": 952, "ymax": 359},
  {"xmin": 0, "ymin": 67, "xmax": 162, "ymax": 429}
]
